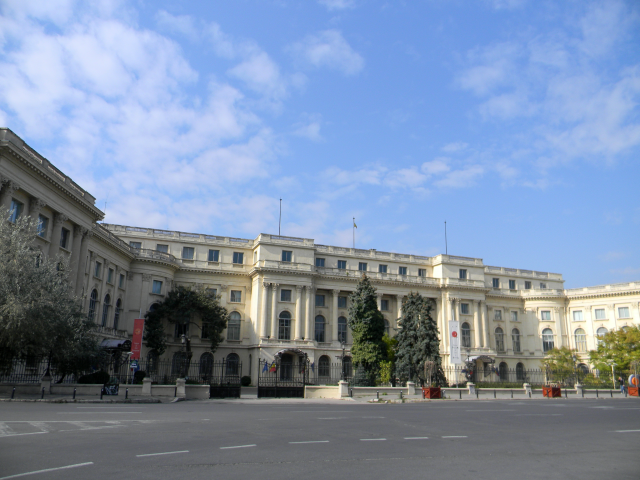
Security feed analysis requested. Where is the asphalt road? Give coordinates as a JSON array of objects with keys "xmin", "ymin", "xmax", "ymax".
[{"xmin": 1, "ymin": 398, "xmax": 639, "ymax": 480}]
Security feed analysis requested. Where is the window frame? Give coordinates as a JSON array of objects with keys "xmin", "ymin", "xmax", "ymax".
[
  {"xmin": 508, "ymin": 279, "xmax": 516, "ymax": 290},
  {"xmin": 495, "ymin": 327, "xmax": 505, "ymax": 352},
  {"xmin": 524, "ymin": 281, "xmax": 531, "ymax": 290},
  {"xmin": 574, "ymin": 328, "xmax": 587, "ymax": 352},
  {"xmin": 494, "ymin": 309, "xmax": 502, "ymax": 321},
  {"xmin": 280, "ymin": 289, "xmax": 292, "ymax": 302},
  {"xmin": 511, "ymin": 311, "xmax": 518, "ymax": 322},
  {"xmin": 512, "ymin": 328, "xmax": 521, "ymax": 353},
  {"xmin": 418, "ymin": 268, "xmax": 426, "ymax": 277},
  {"xmin": 281, "ymin": 250, "xmax": 292, "ymax": 262},
  {"xmin": 358, "ymin": 262, "xmax": 367, "ymax": 272},
  {"xmin": 94, "ymin": 261, "xmax": 102, "ymax": 278},
  {"xmin": 278, "ymin": 311, "xmax": 291, "ymax": 340},
  {"xmin": 37, "ymin": 215, "xmax": 48, "ymax": 238},
  {"xmin": 572, "ymin": 310, "xmax": 583, "ymax": 322},
  {"xmin": 129, "ymin": 241, "xmax": 142, "ymax": 249},
  {"xmin": 594, "ymin": 308, "xmax": 606, "ymax": 320},
  {"xmin": 492, "ymin": 278, "xmax": 500, "ymax": 288},
  {"xmin": 227, "ymin": 312, "xmax": 241, "ymax": 341},
  {"xmin": 182, "ymin": 246, "xmax": 195, "ymax": 260},
  {"xmin": 337, "ymin": 316, "xmax": 348, "ymax": 343},
  {"xmin": 315, "ymin": 258, "xmax": 325, "ymax": 267},
  {"xmin": 378, "ymin": 264, "xmax": 387, "ymax": 273},
  {"xmin": 381, "ymin": 299, "xmax": 389, "ymax": 311},
  {"xmin": 232, "ymin": 252, "xmax": 244, "ymax": 264},
  {"xmin": 315, "ymin": 294, "xmax": 325, "ymax": 307},
  {"xmin": 60, "ymin": 227, "xmax": 70, "ymax": 249},
  {"xmin": 9, "ymin": 199, "xmax": 23, "ymax": 223},
  {"xmin": 459, "ymin": 269, "xmax": 467, "ymax": 279},
  {"xmin": 461, "ymin": 322, "xmax": 471, "ymax": 348},
  {"xmin": 398, "ymin": 266, "xmax": 407, "ymax": 275},
  {"xmin": 618, "ymin": 306, "xmax": 630, "ymax": 318},
  {"xmin": 338, "ymin": 296, "xmax": 347, "ymax": 309},
  {"xmin": 542, "ymin": 328, "xmax": 554, "ymax": 352},
  {"xmin": 230, "ymin": 290, "xmax": 242, "ymax": 303},
  {"xmin": 152, "ymin": 280, "xmax": 163, "ymax": 295},
  {"xmin": 208, "ymin": 249, "xmax": 219, "ymax": 262},
  {"xmin": 460, "ymin": 303, "xmax": 469, "ymax": 315},
  {"xmin": 540, "ymin": 310, "xmax": 551, "ymax": 321},
  {"xmin": 337, "ymin": 260, "xmax": 347, "ymax": 270},
  {"xmin": 119, "ymin": 274, "xmax": 125, "ymax": 289},
  {"xmin": 315, "ymin": 315, "xmax": 326, "ymax": 343},
  {"xmin": 107, "ymin": 268, "xmax": 114, "ymax": 285},
  {"xmin": 156, "ymin": 244, "xmax": 169, "ymax": 253}
]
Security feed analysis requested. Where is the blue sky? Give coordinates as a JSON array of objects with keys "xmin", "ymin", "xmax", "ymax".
[{"xmin": 0, "ymin": 0, "xmax": 639, "ymax": 288}]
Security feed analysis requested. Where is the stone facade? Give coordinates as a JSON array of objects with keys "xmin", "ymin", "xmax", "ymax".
[{"xmin": 1, "ymin": 128, "xmax": 639, "ymax": 383}]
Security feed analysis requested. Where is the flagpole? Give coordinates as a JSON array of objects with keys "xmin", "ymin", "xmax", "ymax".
[
  {"xmin": 353, "ymin": 217, "xmax": 355, "ymax": 249},
  {"xmin": 279, "ymin": 198, "xmax": 282, "ymax": 236},
  {"xmin": 445, "ymin": 220, "xmax": 448, "ymax": 255}
]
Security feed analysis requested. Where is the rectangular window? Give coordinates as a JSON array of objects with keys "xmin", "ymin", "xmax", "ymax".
[
  {"xmin": 540, "ymin": 282, "xmax": 547, "ymax": 289},
  {"xmin": 525, "ymin": 281, "xmax": 531, "ymax": 290},
  {"xmin": 208, "ymin": 249, "xmax": 219, "ymax": 262},
  {"xmin": 338, "ymin": 296, "xmax": 347, "ymax": 308},
  {"xmin": 573, "ymin": 310, "xmax": 583, "ymax": 321},
  {"xmin": 119, "ymin": 274, "xmax": 125, "ymax": 289},
  {"xmin": 618, "ymin": 307, "xmax": 630, "ymax": 318},
  {"xmin": 156, "ymin": 244, "xmax": 168, "ymax": 253},
  {"xmin": 509, "ymin": 279, "xmax": 516, "ymax": 290},
  {"xmin": 230, "ymin": 290, "xmax": 242, "ymax": 303},
  {"xmin": 281, "ymin": 289, "xmax": 292, "ymax": 302},
  {"xmin": 494, "ymin": 310, "xmax": 502, "ymax": 321},
  {"xmin": 379, "ymin": 264, "xmax": 387, "ymax": 273},
  {"xmin": 381, "ymin": 299, "xmax": 389, "ymax": 311},
  {"xmin": 315, "ymin": 258, "xmax": 325, "ymax": 267},
  {"xmin": 182, "ymin": 247, "xmax": 194, "ymax": 260},
  {"xmin": 511, "ymin": 311, "xmax": 518, "ymax": 322},
  {"xmin": 60, "ymin": 228, "xmax": 69, "ymax": 249},
  {"xmin": 337, "ymin": 260, "xmax": 347, "ymax": 270},
  {"xmin": 541, "ymin": 310, "xmax": 551, "ymax": 321},
  {"xmin": 207, "ymin": 288, "xmax": 217, "ymax": 297},
  {"xmin": 398, "ymin": 266, "xmax": 407, "ymax": 275},
  {"xmin": 492, "ymin": 278, "xmax": 500, "ymax": 288},
  {"xmin": 358, "ymin": 262, "xmax": 367, "ymax": 271},
  {"xmin": 152, "ymin": 280, "xmax": 162, "ymax": 295},
  {"xmin": 37, "ymin": 215, "xmax": 48, "ymax": 238},
  {"xmin": 94, "ymin": 262, "xmax": 102, "ymax": 278},
  {"xmin": 233, "ymin": 252, "xmax": 244, "ymax": 264},
  {"xmin": 418, "ymin": 268, "xmax": 426, "ymax": 277},
  {"xmin": 9, "ymin": 199, "xmax": 23, "ymax": 223},
  {"xmin": 281, "ymin": 250, "xmax": 292, "ymax": 262},
  {"xmin": 130, "ymin": 241, "xmax": 142, "ymax": 249},
  {"xmin": 460, "ymin": 303, "xmax": 469, "ymax": 315},
  {"xmin": 315, "ymin": 294, "xmax": 325, "ymax": 307},
  {"xmin": 459, "ymin": 269, "xmax": 467, "ymax": 279},
  {"xmin": 107, "ymin": 268, "xmax": 114, "ymax": 284},
  {"xmin": 594, "ymin": 308, "xmax": 606, "ymax": 320}
]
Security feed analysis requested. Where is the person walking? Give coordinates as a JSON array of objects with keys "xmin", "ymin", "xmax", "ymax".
[{"xmin": 618, "ymin": 376, "xmax": 625, "ymax": 395}]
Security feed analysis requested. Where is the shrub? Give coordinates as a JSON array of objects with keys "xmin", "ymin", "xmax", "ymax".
[
  {"xmin": 133, "ymin": 371, "xmax": 146, "ymax": 384},
  {"xmin": 77, "ymin": 371, "xmax": 110, "ymax": 384},
  {"xmin": 185, "ymin": 379, "xmax": 200, "ymax": 385},
  {"xmin": 241, "ymin": 376, "xmax": 251, "ymax": 386}
]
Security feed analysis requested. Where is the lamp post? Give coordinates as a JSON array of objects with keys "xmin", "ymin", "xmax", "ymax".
[
  {"xmin": 572, "ymin": 354, "xmax": 577, "ymax": 386},
  {"xmin": 608, "ymin": 361, "xmax": 616, "ymax": 390},
  {"xmin": 340, "ymin": 341, "xmax": 346, "ymax": 381}
]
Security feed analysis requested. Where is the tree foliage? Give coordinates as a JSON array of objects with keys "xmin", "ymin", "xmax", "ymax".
[
  {"xmin": 589, "ymin": 325, "xmax": 640, "ymax": 373},
  {"xmin": 0, "ymin": 210, "xmax": 98, "ymax": 374},
  {"xmin": 394, "ymin": 291, "xmax": 446, "ymax": 387},
  {"xmin": 144, "ymin": 286, "xmax": 229, "ymax": 355},
  {"xmin": 541, "ymin": 346, "xmax": 577, "ymax": 385},
  {"xmin": 347, "ymin": 274, "xmax": 386, "ymax": 385}
]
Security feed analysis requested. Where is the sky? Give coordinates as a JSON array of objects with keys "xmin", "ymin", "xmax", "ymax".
[{"xmin": 0, "ymin": 0, "xmax": 639, "ymax": 288}]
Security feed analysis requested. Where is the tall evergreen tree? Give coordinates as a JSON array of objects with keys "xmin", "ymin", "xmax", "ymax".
[
  {"xmin": 395, "ymin": 292, "xmax": 446, "ymax": 387},
  {"xmin": 347, "ymin": 274, "xmax": 386, "ymax": 385}
]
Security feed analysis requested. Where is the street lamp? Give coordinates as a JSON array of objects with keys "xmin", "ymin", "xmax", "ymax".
[{"xmin": 340, "ymin": 341, "xmax": 346, "ymax": 381}]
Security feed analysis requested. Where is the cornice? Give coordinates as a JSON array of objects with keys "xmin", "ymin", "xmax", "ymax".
[{"xmin": 565, "ymin": 289, "xmax": 640, "ymax": 301}]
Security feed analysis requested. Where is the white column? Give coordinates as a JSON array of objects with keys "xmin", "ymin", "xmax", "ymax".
[
  {"xmin": 295, "ymin": 286, "xmax": 303, "ymax": 340},
  {"xmin": 376, "ymin": 293, "xmax": 382, "ymax": 310},
  {"xmin": 332, "ymin": 290, "xmax": 340, "ymax": 342},
  {"xmin": 482, "ymin": 301, "xmax": 490, "ymax": 348},
  {"xmin": 554, "ymin": 307, "xmax": 563, "ymax": 348},
  {"xmin": 260, "ymin": 282, "xmax": 270, "ymax": 338},
  {"xmin": 474, "ymin": 300, "xmax": 482, "ymax": 348},
  {"xmin": 75, "ymin": 229, "xmax": 91, "ymax": 296},
  {"xmin": 306, "ymin": 286, "xmax": 315, "ymax": 341},
  {"xmin": 69, "ymin": 225, "xmax": 83, "ymax": 291},
  {"xmin": 270, "ymin": 283, "xmax": 279, "ymax": 339},
  {"xmin": 441, "ymin": 294, "xmax": 449, "ymax": 350},
  {"xmin": 396, "ymin": 295, "xmax": 403, "ymax": 320}
]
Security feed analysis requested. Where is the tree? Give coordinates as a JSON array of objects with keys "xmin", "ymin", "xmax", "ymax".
[
  {"xmin": 347, "ymin": 274, "xmax": 386, "ymax": 385},
  {"xmin": 394, "ymin": 291, "xmax": 446, "ymax": 387},
  {"xmin": 589, "ymin": 326, "xmax": 640, "ymax": 374},
  {"xmin": 541, "ymin": 346, "xmax": 577, "ymax": 385},
  {"xmin": 379, "ymin": 333, "xmax": 398, "ymax": 385},
  {"xmin": 144, "ymin": 286, "xmax": 229, "ymax": 361},
  {"xmin": 0, "ymin": 209, "xmax": 98, "ymax": 374}
]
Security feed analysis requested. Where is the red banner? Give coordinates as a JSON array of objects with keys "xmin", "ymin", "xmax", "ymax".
[{"xmin": 131, "ymin": 318, "xmax": 145, "ymax": 360}]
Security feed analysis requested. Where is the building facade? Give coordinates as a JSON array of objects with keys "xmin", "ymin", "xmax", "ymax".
[{"xmin": 1, "ymin": 128, "xmax": 639, "ymax": 383}]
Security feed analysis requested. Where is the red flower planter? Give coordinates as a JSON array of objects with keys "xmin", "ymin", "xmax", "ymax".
[
  {"xmin": 542, "ymin": 386, "xmax": 561, "ymax": 398},
  {"xmin": 422, "ymin": 387, "xmax": 441, "ymax": 399}
]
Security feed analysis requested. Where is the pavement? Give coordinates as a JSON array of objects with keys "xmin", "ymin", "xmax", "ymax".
[{"xmin": 1, "ymin": 395, "xmax": 640, "ymax": 479}]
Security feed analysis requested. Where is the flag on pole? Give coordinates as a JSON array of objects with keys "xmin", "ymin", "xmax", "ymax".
[
  {"xmin": 269, "ymin": 361, "xmax": 277, "ymax": 373},
  {"xmin": 262, "ymin": 361, "xmax": 269, "ymax": 373},
  {"xmin": 310, "ymin": 362, "xmax": 315, "ymax": 373},
  {"xmin": 353, "ymin": 220, "xmax": 357, "ymax": 228}
]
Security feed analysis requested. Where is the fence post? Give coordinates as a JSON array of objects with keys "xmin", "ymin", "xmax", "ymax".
[
  {"xmin": 494, "ymin": 389, "xmax": 496, "ymax": 399},
  {"xmin": 476, "ymin": 388, "xmax": 479, "ymax": 399},
  {"xmin": 596, "ymin": 389, "xmax": 598, "ymax": 398},
  {"xmin": 528, "ymin": 390, "xmax": 531, "ymax": 398},
  {"xmin": 100, "ymin": 387, "xmax": 103, "ymax": 400},
  {"xmin": 511, "ymin": 389, "xmax": 513, "ymax": 399},
  {"xmin": 459, "ymin": 390, "xmax": 462, "ymax": 400},
  {"xmin": 376, "ymin": 391, "xmax": 379, "ymax": 400},
  {"xmin": 11, "ymin": 387, "xmax": 15, "ymax": 399},
  {"xmin": 565, "ymin": 388, "xmax": 567, "ymax": 399},
  {"xmin": 610, "ymin": 390, "xmax": 613, "ymax": 398},
  {"xmin": 125, "ymin": 388, "xmax": 129, "ymax": 400},
  {"xmin": 73, "ymin": 388, "xmax": 76, "ymax": 400},
  {"xmin": 400, "ymin": 391, "xmax": 403, "ymax": 400},
  {"xmin": 41, "ymin": 387, "xmax": 45, "ymax": 399},
  {"xmin": 350, "ymin": 388, "xmax": 353, "ymax": 398}
]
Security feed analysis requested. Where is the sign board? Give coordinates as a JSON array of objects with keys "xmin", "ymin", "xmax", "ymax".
[
  {"xmin": 449, "ymin": 320, "xmax": 462, "ymax": 365},
  {"xmin": 130, "ymin": 360, "xmax": 139, "ymax": 369},
  {"xmin": 131, "ymin": 319, "xmax": 145, "ymax": 360}
]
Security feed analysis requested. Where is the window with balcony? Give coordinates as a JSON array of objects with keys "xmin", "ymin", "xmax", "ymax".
[
  {"xmin": 495, "ymin": 327, "xmax": 505, "ymax": 352},
  {"xmin": 379, "ymin": 264, "xmax": 387, "ymax": 273},
  {"xmin": 509, "ymin": 279, "xmax": 516, "ymax": 290},
  {"xmin": 460, "ymin": 303, "xmax": 469, "ymax": 315},
  {"xmin": 512, "ymin": 328, "xmax": 521, "ymax": 353},
  {"xmin": 381, "ymin": 299, "xmax": 389, "ymax": 311},
  {"xmin": 315, "ymin": 315, "xmax": 326, "ymax": 342},
  {"xmin": 278, "ymin": 311, "xmax": 291, "ymax": 340},
  {"xmin": 130, "ymin": 241, "xmax": 142, "ymax": 249},
  {"xmin": 358, "ymin": 262, "xmax": 367, "ymax": 271},
  {"xmin": 459, "ymin": 269, "xmax": 467, "ymax": 279},
  {"xmin": 152, "ymin": 280, "xmax": 162, "ymax": 295},
  {"xmin": 492, "ymin": 278, "xmax": 500, "ymax": 288},
  {"xmin": 282, "ymin": 250, "xmax": 292, "ymax": 262},
  {"xmin": 338, "ymin": 296, "xmax": 347, "ymax": 308},
  {"xmin": 540, "ymin": 282, "xmax": 547, "ymax": 289},
  {"xmin": 182, "ymin": 247, "xmax": 194, "ymax": 260},
  {"xmin": 461, "ymin": 322, "xmax": 471, "ymax": 348},
  {"xmin": 398, "ymin": 266, "xmax": 407, "ymax": 275},
  {"xmin": 337, "ymin": 260, "xmax": 347, "ymax": 270},
  {"xmin": 315, "ymin": 258, "xmax": 325, "ymax": 267},
  {"xmin": 418, "ymin": 268, "xmax": 426, "ymax": 277},
  {"xmin": 208, "ymin": 249, "xmax": 219, "ymax": 262},
  {"xmin": 227, "ymin": 312, "xmax": 241, "ymax": 340},
  {"xmin": 281, "ymin": 289, "xmax": 292, "ymax": 302},
  {"xmin": 338, "ymin": 316, "xmax": 347, "ymax": 343},
  {"xmin": 618, "ymin": 307, "xmax": 630, "ymax": 318},
  {"xmin": 315, "ymin": 294, "xmax": 325, "ymax": 307}
]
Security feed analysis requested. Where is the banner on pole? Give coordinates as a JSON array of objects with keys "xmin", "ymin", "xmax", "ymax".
[
  {"xmin": 449, "ymin": 320, "xmax": 462, "ymax": 365},
  {"xmin": 131, "ymin": 318, "xmax": 145, "ymax": 360}
]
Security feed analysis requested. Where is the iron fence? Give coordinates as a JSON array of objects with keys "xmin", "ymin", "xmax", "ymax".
[
  {"xmin": 112, "ymin": 358, "xmax": 242, "ymax": 385},
  {"xmin": 0, "ymin": 357, "xmax": 78, "ymax": 384},
  {"xmin": 308, "ymin": 362, "xmax": 353, "ymax": 385}
]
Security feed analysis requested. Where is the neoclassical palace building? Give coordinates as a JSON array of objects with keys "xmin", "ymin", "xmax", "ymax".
[{"xmin": 1, "ymin": 127, "xmax": 639, "ymax": 382}]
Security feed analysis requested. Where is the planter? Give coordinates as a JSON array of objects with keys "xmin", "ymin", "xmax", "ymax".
[
  {"xmin": 542, "ymin": 386, "xmax": 561, "ymax": 398},
  {"xmin": 628, "ymin": 387, "xmax": 639, "ymax": 397},
  {"xmin": 422, "ymin": 387, "xmax": 441, "ymax": 399}
]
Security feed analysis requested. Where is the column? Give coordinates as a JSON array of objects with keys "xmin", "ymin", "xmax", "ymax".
[
  {"xmin": 332, "ymin": 290, "xmax": 340, "ymax": 342},
  {"xmin": 270, "ymin": 283, "xmax": 279, "ymax": 339},
  {"xmin": 48, "ymin": 213, "xmax": 68, "ymax": 258},
  {"xmin": 376, "ymin": 293, "xmax": 382, "ymax": 310},
  {"xmin": 0, "ymin": 180, "xmax": 19, "ymax": 210},
  {"xmin": 75, "ymin": 229, "xmax": 91, "ymax": 296},
  {"xmin": 294, "ymin": 286, "xmax": 303, "ymax": 340},
  {"xmin": 474, "ymin": 300, "xmax": 482, "ymax": 348},
  {"xmin": 505, "ymin": 306, "xmax": 511, "ymax": 352},
  {"xmin": 554, "ymin": 307, "xmax": 563, "ymax": 348},
  {"xmin": 441, "ymin": 293, "xmax": 449, "ymax": 350},
  {"xmin": 306, "ymin": 286, "xmax": 315, "ymax": 341},
  {"xmin": 69, "ymin": 225, "xmax": 83, "ymax": 291},
  {"xmin": 140, "ymin": 274, "xmax": 151, "ymax": 317},
  {"xmin": 260, "ymin": 282, "xmax": 270, "ymax": 338},
  {"xmin": 396, "ymin": 295, "xmax": 403, "ymax": 320},
  {"xmin": 482, "ymin": 301, "xmax": 490, "ymax": 348},
  {"xmin": 29, "ymin": 197, "xmax": 45, "ymax": 218}
]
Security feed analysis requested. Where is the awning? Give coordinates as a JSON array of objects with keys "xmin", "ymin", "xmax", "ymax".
[
  {"xmin": 467, "ymin": 355, "xmax": 495, "ymax": 364},
  {"xmin": 274, "ymin": 348, "xmax": 306, "ymax": 358},
  {"xmin": 100, "ymin": 339, "xmax": 132, "ymax": 350}
]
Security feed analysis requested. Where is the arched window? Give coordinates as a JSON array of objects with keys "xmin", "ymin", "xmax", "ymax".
[
  {"xmin": 171, "ymin": 351, "xmax": 187, "ymax": 376},
  {"xmin": 542, "ymin": 328, "xmax": 554, "ymax": 352},
  {"xmin": 113, "ymin": 299, "xmax": 122, "ymax": 330},
  {"xmin": 384, "ymin": 319, "xmax": 390, "ymax": 337},
  {"xmin": 88, "ymin": 289, "xmax": 98, "ymax": 322},
  {"xmin": 577, "ymin": 363, "xmax": 589, "ymax": 375},
  {"xmin": 315, "ymin": 315, "xmax": 325, "ymax": 343},
  {"xmin": 227, "ymin": 312, "xmax": 241, "ymax": 341},
  {"xmin": 199, "ymin": 352, "xmax": 214, "ymax": 379},
  {"xmin": 101, "ymin": 294, "xmax": 110, "ymax": 327},
  {"xmin": 512, "ymin": 328, "xmax": 521, "ymax": 353},
  {"xmin": 338, "ymin": 316, "xmax": 348, "ymax": 343},
  {"xmin": 343, "ymin": 356, "xmax": 353, "ymax": 378},
  {"xmin": 596, "ymin": 327, "xmax": 608, "ymax": 346},
  {"xmin": 226, "ymin": 353, "xmax": 240, "ymax": 376},
  {"xmin": 318, "ymin": 355, "xmax": 330, "ymax": 377},
  {"xmin": 149, "ymin": 302, "xmax": 160, "ymax": 313},
  {"xmin": 498, "ymin": 361, "xmax": 508, "ymax": 381},
  {"xmin": 461, "ymin": 322, "xmax": 471, "ymax": 348},
  {"xmin": 574, "ymin": 328, "xmax": 587, "ymax": 352},
  {"xmin": 516, "ymin": 362, "xmax": 525, "ymax": 381},
  {"xmin": 495, "ymin": 327, "xmax": 505, "ymax": 352},
  {"xmin": 278, "ymin": 311, "xmax": 291, "ymax": 340}
]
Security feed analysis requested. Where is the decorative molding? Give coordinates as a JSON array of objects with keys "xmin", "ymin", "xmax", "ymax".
[
  {"xmin": 30, "ymin": 198, "xmax": 46, "ymax": 213},
  {"xmin": 141, "ymin": 274, "xmax": 151, "ymax": 282},
  {"xmin": 263, "ymin": 282, "xmax": 271, "ymax": 290},
  {"xmin": 220, "ymin": 284, "xmax": 228, "ymax": 291},
  {"xmin": 53, "ymin": 213, "xmax": 69, "ymax": 225},
  {"xmin": 296, "ymin": 285, "xmax": 304, "ymax": 293},
  {"xmin": 73, "ymin": 225, "xmax": 84, "ymax": 237}
]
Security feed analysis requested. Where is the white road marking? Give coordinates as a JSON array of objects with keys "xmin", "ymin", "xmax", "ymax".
[
  {"xmin": 136, "ymin": 450, "xmax": 189, "ymax": 457},
  {"xmin": 57, "ymin": 412, "xmax": 141, "ymax": 414},
  {"xmin": 318, "ymin": 417, "xmax": 347, "ymax": 420},
  {"xmin": 27, "ymin": 423, "xmax": 50, "ymax": 433},
  {"xmin": 289, "ymin": 440, "xmax": 330, "ymax": 444},
  {"xmin": 0, "ymin": 462, "xmax": 93, "ymax": 479},
  {"xmin": 360, "ymin": 438, "xmax": 386, "ymax": 441},
  {"xmin": 512, "ymin": 414, "xmax": 563, "ymax": 416},
  {"xmin": 442, "ymin": 436, "xmax": 467, "ymax": 438},
  {"xmin": 0, "ymin": 423, "xmax": 15, "ymax": 436},
  {"xmin": 465, "ymin": 410, "xmax": 516, "ymax": 412},
  {"xmin": 613, "ymin": 429, "xmax": 640, "ymax": 433},
  {"xmin": 362, "ymin": 416, "xmax": 386, "ymax": 419},
  {"xmin": 404, "ymin": 437, "xmax": 429, "ymax": 440},
  {"xmin": 220, "ymin": 444, "xmax": 256, "ymax": 450},
  {"xmin": 0, "ymin": 432, "xmax": 47, "ymax": 439},
  {"xmin": 75, "ymin": 406, "xmax": 145, "ymax": 409},
  {"xmin": 58, "ymin": 425, "xmax": 127, "ymax": 432}
]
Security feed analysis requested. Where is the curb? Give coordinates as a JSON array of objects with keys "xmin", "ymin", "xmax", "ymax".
[{"xmin": 0, "ymin": 398, "xmax": 162, "ymax": 403}]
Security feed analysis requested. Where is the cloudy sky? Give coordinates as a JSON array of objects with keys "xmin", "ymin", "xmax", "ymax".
[{"xmin": 1, "ymin": 0, "xmax": 639, "ymax": 288}]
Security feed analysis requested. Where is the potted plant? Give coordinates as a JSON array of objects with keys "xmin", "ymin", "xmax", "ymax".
[{"xmin": 421, "ymin": 360, "xmax": 441, "ymax": 399}]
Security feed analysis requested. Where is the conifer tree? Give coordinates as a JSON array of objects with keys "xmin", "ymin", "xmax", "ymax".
[
  {"xmin": 347, "ymin": 274, "xmax": 386, "ymax": 385},
  {"xmin": 395, "ymin": 291, "xmax": 446, "ymax": 387}
]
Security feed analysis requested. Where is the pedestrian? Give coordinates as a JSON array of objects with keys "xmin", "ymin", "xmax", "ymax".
[{"xmin": 618, "ymin": 376, "xmax": 625, "ymax": 394}]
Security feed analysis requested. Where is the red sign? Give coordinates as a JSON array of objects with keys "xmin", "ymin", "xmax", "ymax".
[
  {"xmin": 452, "ymin": 331, "xmax": 457, "ymax": 338},
  {"xmin": 131, "ymin": 318, "xmax": 145, "ymax": 360}
]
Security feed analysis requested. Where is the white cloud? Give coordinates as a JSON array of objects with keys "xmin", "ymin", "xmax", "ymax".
[
  {"xmin": 317, "ymin": 0, "xmax": 356, "ymax": 11},
  {"xmin": 288, "ymin": 30, "xmax": 364, "ymax": 76},
  {"xmin": 155, "ymin": 10, "xmax": 199, "ymax": 42},
  {"xmin": 434, "ymin": 165, "xmax": 484, "ymax": 188},
  {"xmin": 293, "ymin": 121, "xmax": 323, "ymax": 142},
  {"xmin": 600, "ymin": 251, "xmax": 626, "ymax": 262},
  {"xmin": 441, "ymin": 142, "xmax": 468, "ymax": 153},
  {"xmin": 228, "ymin": 51, "xmax": 287, "ymax": 101},
  {"xmin": 421, "ymin": 158, "xmax": 450, "ymax": 175}
]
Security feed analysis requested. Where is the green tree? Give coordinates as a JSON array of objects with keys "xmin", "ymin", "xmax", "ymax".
[
  {"xmin": 394, "ymin": 291, "xmax": 446, "ymax": 387},
  {"xmin": 0, "ymin": 209, "xmax": 98, "ymax": 374},
  {"xmin": 589, "ymin": 326, "xmax": 640, "ymax": 374},
  {"xmin": 347, "ymin": 274, "xmax": 386, "ymax": 385},
  {"xmin": 379, "ymin": 333, "xmax": 398, "ymax": 385},
  {"xmin": 541, "ymin": 346, "xmax": 577, "ymax": 385}
]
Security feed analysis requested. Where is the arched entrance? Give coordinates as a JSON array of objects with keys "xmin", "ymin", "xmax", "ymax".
[{"xmin": 257, "ymin": 349, "xmax": 309, "ymax": 398}]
